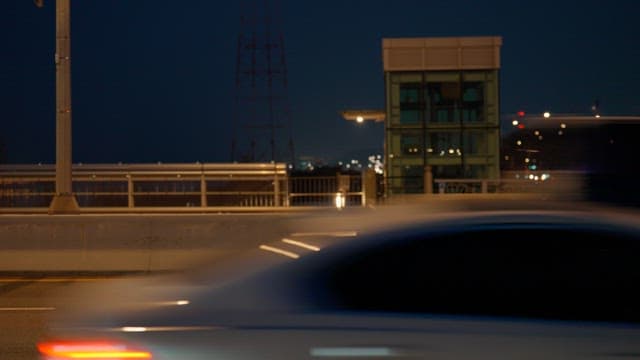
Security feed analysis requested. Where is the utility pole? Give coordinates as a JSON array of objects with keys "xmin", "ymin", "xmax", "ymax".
[
  {"xmin": 40, "ymin": 0, "xmax": 79, "ymax": 213},
  {"xmin": 232, "ymin": 0, "xmax": 294, "ymax": 165}
]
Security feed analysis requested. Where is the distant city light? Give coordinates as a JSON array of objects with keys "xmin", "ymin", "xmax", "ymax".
[
  {"xmin": 335, "ymin": 192, "xmax": 346, "ymax": 209},
  {"xmin": 356, "ymin": 116, "xmax": 364, "ymax": 123},
  {"xmin": 517, "ymin": 110, "xmax": 526, "ymax": 117},
  {"xmin": 525, "ymin": 158, "xmax": 530, "ymax": 163},
  {"xmin": 512, "ymin": 120, "xmax": 519, "ymax": 126},
  {"xmin": 534, "ymin": 130, "xmax": 540, "ymax": 136},
  {"xmin": 543, "ymin": 112, "xmax": 551, "ymax": 118},
  {"xmin": 595, "ymin": 114, "xmax": 601, "ymax": 118},
  {"xmin": 560, "ymin": 123, "xmax": 566, "ymax": 129},
  {"xmin": 517, "ymin": 140, "xmax": 522, "ymax": 146},
  {"xmin": 558, "ymin": 130, "xmax": 564, "ymax": 135}
]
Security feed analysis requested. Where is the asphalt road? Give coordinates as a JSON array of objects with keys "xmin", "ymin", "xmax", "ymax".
[{"xmin": 0, "ymin": 276, "xmax": 128, "ymax": 360}]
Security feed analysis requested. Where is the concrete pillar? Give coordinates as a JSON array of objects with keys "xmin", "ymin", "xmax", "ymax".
[
  {"xmin": 49, "ymin": 0, "xmax": 79, "ymax": 214},
  {"xmin": 363, "ymin": 169, "xmax": 378, "ymax": 206},
  {"xmin": 424, "ymin": 165, "xmax": 433, "ymax": 194}
]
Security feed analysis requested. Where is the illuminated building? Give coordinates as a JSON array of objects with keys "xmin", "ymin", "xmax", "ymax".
[{"xmin": 383, "ymin": 37, "xmax": 502, "ymax": 194}]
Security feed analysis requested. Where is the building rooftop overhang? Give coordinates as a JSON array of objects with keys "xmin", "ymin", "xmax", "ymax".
[{"xmin": 382, "ymin": 36, "xmax": 502, "ymax": 72}]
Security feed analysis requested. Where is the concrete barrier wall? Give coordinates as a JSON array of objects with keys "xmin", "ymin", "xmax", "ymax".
[{"xmin": 0, "ymin": 214, "xmax": 295, "ymax": 272}]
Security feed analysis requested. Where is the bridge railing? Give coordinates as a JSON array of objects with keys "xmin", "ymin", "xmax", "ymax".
[
  {"xmin": 0, "ymin": 163, "xmax": 289, "ymax": 208},
  {"xmin": 0, "ymin": 164, "xmax": 367, "ymax": 209}
]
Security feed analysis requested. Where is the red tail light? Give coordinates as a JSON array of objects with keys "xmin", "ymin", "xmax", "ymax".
[{"xmin": 37, "ymin": 340, "xmax": 152, "ymax": 359}]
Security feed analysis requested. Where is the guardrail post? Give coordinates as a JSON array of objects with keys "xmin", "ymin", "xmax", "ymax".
[
  {"xmin": 273, "ymin": 174, "xmax": 281, "ymax": 207},
  {"xmin": 481, "ymin": 180, "xmax": 488, "ymax": 193},
  {"xmin": 200, "ymin": 173, "xmax": 207, "ymax": 207},
  {"xmin": 126, "ymin": 174, "xmax": 134, "ymax": 208}
]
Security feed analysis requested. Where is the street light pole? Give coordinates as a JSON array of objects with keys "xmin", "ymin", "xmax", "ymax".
[{"xmin": 48, "ymin": 0, "xmax": 79, "ymax": 213}]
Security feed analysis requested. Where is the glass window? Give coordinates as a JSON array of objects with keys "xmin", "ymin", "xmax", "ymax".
[
  {"xmin": 462, "ymin": 82, "xmax": 484, "ymax": 123},
  {"xmin": 399, "ymin": 85, "xmax": 419, "ymax": 105},
  {"xmin": 430, "ymin": 132, "xmax": 461, "ymax": 156},
  {"xmin": 463, "ymin": 131, "xmax": 488, "ymax": 155},
  {"xmin": 400, "ymin": 109, "xmax": 420, "ymax": 124},
  {"xmin": 426, "ymin": 82, "xmax": 459, "ymax": 123},
  {"xmin": 403, "ymin": 166, "xmax": 423, "ymax": 193},
  {"xmin": 433, "ymin": 164, "xmax": 463, "ymax": 178},
  {"xmin": 399, "ymin": 84, "xmax": 422, "ymax": 125},
  {"xmin": 401, "ymin": 135, "xmax": 422, "ymax": 156}
]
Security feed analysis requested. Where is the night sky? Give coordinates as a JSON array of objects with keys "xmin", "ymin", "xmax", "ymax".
[{"xmin": 2, "ymin": 0, "xmax": 639, "ymax": 165}]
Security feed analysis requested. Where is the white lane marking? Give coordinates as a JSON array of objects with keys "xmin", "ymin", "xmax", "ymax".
[
  {"xmin": 290, "ymin": 231, "xmax": 357, "ymax": 237},
  {"xmin": 259, "ymin": 245, "xmax": 299, "ymax": 259},
  {"xmin": 0, "ymin": 307, "xmax": 56, "ymax": 311},
  {"xmin": 281, "ymin": 238, "xmax": 320, "ymax": 251}
]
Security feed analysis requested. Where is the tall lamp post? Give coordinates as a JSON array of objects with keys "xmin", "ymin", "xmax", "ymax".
[
  {"xmin": 340, "ymin": 109, "xmax": 386, "ymax": 202},
  {"xmin": 37, "ymin": 0, "xmax": 79, "ymax": 213}
]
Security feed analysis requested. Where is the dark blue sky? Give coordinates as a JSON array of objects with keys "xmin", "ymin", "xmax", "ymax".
[{"xmin": 2, "ymin": 0, "xmax": 639, "ymax": 165}]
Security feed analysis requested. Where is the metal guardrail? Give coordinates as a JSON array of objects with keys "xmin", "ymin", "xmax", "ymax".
[
  {"xmin": 289, "ymin": 174, "xmax": 364, "ymax": 207},
  {"xmin": 434, "ymin": 171, "xmax": 585, "ymax": 195},
  {"xmin": 0, "ymin": 163, "xmax": 288, "ymax": 208},
  {"xmin": 0, "ymin": 164, "xmax": 366, "ymax": 209}
]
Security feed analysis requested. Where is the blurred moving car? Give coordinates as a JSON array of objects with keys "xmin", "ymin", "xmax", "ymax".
[{"xmin": 39, "ymin": 209, "xmax": 640, "ymax": 359}]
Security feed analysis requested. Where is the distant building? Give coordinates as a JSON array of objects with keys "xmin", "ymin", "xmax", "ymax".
[
  {"xmin": 501, "ymin": 115, "xmax": 640, "ymax": 206},
  {"xmin": 382, "ymin": 37, "xmax": 502, "ymax": 194}
]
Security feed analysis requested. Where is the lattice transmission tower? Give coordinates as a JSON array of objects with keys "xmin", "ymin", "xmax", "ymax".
[{"xmin": 231, "ymin": 0, "xmax": 294, "ymax": 164}]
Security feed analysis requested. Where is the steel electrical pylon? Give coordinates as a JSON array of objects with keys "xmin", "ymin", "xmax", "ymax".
[{"xmin": 231, "ymin": 0, "xmax": 294, "ymax": 165}]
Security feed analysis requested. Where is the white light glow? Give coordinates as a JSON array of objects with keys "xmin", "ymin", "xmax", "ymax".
[
  {"xmin": 122, "ymin": 327, "xmax": 147, "ymax": 333},
  {"xmin": 356, "ymin": 116, "xmax": 364, "ymax": 123},
  {"xmin": 335, "ymin": 192, "xmax": 346, "ymax": 209},
  {"xmin": 512, "ymin": 120, "xmax": 519, "ymax": 126},
  {"xmin": 311, "ymin": 347, "xmax": 396, "ymax": 357},
  {"xmin": 543, "ymin": 112, "xmax": 551, "ymax": 118}
]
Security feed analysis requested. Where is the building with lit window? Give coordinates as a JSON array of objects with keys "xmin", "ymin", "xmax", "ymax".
[{"xmin": 383, "ymin": 37, "xmax": 502, "ymax": 194}]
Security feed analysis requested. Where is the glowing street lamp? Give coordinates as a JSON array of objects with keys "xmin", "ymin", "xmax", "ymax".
[
  {"xmin": 543, "ymin": 111, "xmax": 551, "ymax": 118},
  {"xmin": 340, "ymin": 110, "xmax": 386, "ymax": 123}
]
